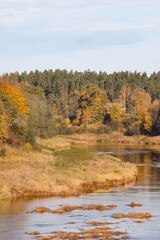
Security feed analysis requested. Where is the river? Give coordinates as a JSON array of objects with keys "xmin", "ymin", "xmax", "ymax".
[{"xmin": 0, "ymin": 144, "xmax": 160, "ymax": 240}]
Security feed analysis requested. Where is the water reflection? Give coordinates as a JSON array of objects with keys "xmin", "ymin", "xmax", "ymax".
[{"xmin": 87, "ymin": 144, "xmax": 160, "ymax": 188}]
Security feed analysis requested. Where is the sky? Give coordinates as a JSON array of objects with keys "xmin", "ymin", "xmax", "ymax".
[{"xmin": 0, "ymin": 0, "xmax": 160, "ymax": 75}]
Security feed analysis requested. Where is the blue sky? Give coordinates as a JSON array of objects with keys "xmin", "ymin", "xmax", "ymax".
[{"xmin": 0, "ymin": 0, "xmax": 160, "ymax": 75}]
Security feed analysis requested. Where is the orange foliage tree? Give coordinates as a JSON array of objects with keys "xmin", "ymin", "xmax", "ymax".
[
  {"xmin": 0, "ymin": 80, "xmax": 30, "ymax": 142},
  {"xmin": 0, "ymin": 81, "xmax": 30, "ymax": 120}
]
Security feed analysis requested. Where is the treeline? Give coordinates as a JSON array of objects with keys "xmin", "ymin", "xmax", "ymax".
[
  {"xmin": 1, "ymin": 69, "xmax": 160, "ymax": 147},
  {"xmin": 8, "ymin": 69, "xmax": 160, "ymax": 100}
]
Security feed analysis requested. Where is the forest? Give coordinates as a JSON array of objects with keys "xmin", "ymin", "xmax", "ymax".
[{"xmin": 1, "ymin": 69, "xmax": 160, "ymax": 147}]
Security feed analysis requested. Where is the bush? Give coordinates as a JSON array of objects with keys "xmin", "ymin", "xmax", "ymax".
[
  {"xmin": 66, "ymin": 127, "xmax": 74, "ymax": 135},
  {"xmin": 74, "ymin": 126, "xmax": 84, "ymax": 133},
  {"xmin": 111, "ymin": 120, "xmax": 121, "ymax": 131},
  {"xmin": 6, "ymin": 129, "xmax": 22, "ymax": 147},
  {"xmin": 122, "ymin": 114, "xmax": 137, "ymax": 128},
  {"xmin": 82, "ymin": 124, "xmax": 87, "ymax": 133},
  {"xmin": 125, "ymin": 121, "xmax": 141, "ymax": 136},
  {"xmin": 86, "ymin": 125, "xmax": 97, "ymax": 133},
  {"xmin": 57, "ymin": 125, "xmax": 68, "ymax": 135},
  {"xmin": 0, "ymin": 147, "xmax": 6, "ymax": 157},
  {"xmin": 23, "ymin": 142, "xmax": 32, "ymax": 152},
  {"xmin": 25, "ymin": 128, "xmax": 36, "ymax": 145},
  {"xmin": 97, "ymin": 125, "xmax": 111, "ymax": 134}
]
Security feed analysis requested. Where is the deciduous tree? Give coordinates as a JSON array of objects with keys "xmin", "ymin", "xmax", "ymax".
[{"xmin": 109, "ymin": 103, "xmax": 124, "ymax": 122}]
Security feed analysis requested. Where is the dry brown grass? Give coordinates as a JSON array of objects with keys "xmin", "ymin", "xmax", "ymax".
[
  {"xmin": 27, "ymin": 231, "xmax": 40, "ymax": 235},
  {"xmin": 45, "ymin": 132, "xmax": 160, "ymax": 146},
  {"xmin": 127, "ymin": 202, "xmax": 142, "ymax": 207},
  {"xmin": 113, "ymin": 212, "xmax": 152, "ymax": 219},
  {"xmin": 27, "ymin": 204, "xmax": 110, "ymax": 214},
  {"xmin": 35, "ymin": 226, "xmax": 128, "ymax": 240},
  {"xmin": 0, "ymin": 135, "xmax": 137, "ymax": 199},
  {"xmin": 107, "ymin": 204, "xmax": 117, "ymax": 208}
]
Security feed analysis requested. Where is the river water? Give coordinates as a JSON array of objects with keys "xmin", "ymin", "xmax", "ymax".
[{"xmin": 0, "ymin": 144, "xmax": 160, "ymax": 240}]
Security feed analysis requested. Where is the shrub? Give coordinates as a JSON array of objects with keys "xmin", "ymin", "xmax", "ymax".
[
  {"xmin": 6, "ymin": 129, "xmax": 22, "ymax": 147},
  {"xmin": 23, "ymin": 142, "xmax": 32, "ymax": 152},
  {"xmin": 97, "ymin": 125, "xmax": 111, "ymax": 134},
  {"xmin": 111, "ymin": 120, "xmax": 121, "ymax": 131},
  {"xmin": 82, "ymin": 124, "xmax": 87, "ymax": 133},
  {"xmin": 57, "ymin": 125, "xmax": 68, "ymax": 135},
  {"xmin": 0, "ymin": 147, "xmax": 6, "ymax": 157},
  {"xmin": 74, "ymin": 126, "xmax": 84, "ymax": 133},
  {"xmin": 66, "ymin": 127, "xmax": 74, "ymax": 135},
  {"xmin": 25, "ymin": 128, "xmax": 36, "ymax": 145},
  {"xmin": 125, "ymin": 121, "xmax": 141, "ymax": 136},
  {"xmin": 87, "ymin": 125, "xmax": 98, "ymax": 133}
]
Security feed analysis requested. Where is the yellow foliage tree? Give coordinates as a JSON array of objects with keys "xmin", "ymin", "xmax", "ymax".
[
  {"xmin": 0, "ymin": 80, "xmax": 30, "ymax": 120},
  {"xmin": 137, "ymin": 105, "xmax": 147, "ymax": 124},
  {"xmin": 144, "ymin": 115, "xmax": 152, "ymax": 133},
  {"xmin": 135, "ymin": 91, "xmax": 151, "ymax": 111},
  {"xmin": 109, "ymin": 104, "xmax": 124, "ymax": 122},
  {"xmin": 76, "ymin": 83, "xmax": 109, "ymax": 125},
  {"xmin": 0, "ymin": 100, "xmax": 8, "ymax": 142}
]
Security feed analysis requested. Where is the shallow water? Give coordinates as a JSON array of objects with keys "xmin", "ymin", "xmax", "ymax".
[{"xmin": 0, "ymin": 144, "xmax": 160, "ymax": 240}]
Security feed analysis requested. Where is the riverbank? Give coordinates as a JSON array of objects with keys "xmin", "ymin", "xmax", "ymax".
[
  {"xmin": 37, "ymin": 132, "xmax": 160, "ymax": 149},
  {"xmin": 0, "ymin": 134, "xmax": 138, "ymax": 199}
]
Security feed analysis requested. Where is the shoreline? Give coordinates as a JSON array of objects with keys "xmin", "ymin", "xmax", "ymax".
[
  {"xmin": 0, "ymin": 133, "xmax": 140, "ymax": 200},
  {"xmin": 37, "ymin": 132, "xmax": 160, "ymax": 150}
]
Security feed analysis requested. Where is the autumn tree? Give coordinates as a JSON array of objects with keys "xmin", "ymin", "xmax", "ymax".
[
  {"xmin": 76, "ymin": 83, "xmax": 109, "ymax": 125},
  {"xmin": 144, "ymin": 115, "xmax": 152, "ymax": 133},
  {"xmin": 135, "ymin": 91, "xmax": 151, "ymax": 112},
  {"xmin": 118, "ymin": 85, "xmax": 132, "ymax": 111},
  {"xmin": 68, "ymin": 89, "xmax": 79, "ymax": 117},
  {"xmin": 0, "ymin": 80, "xmax": 30, "ymax": 142},
  {"xmin": 109, "ymin": 104, "xmax": 125, "ymax": 122},
  {"xmin": 0, "ymin": 99, "xmax": 8, "ymax": 141},
  {"xmin": 137, "ymin": 105, "xmax": 147, "ymax": 124},
  {"xmin": 149, "ymin": 99, "xmax": 160, "ymax": 126}
]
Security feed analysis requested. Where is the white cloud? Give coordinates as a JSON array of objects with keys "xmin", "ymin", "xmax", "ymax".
[
  {"xmin": 0, "ymin": 0, "xmax": 160, "ymax": 32},
  {"xmin": 0, "ymin": 0, "xmax": 160, "ymax": 74}
]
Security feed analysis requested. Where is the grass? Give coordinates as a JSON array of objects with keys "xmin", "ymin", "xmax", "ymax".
[
  {"xmin": 0, "ymin": 147, "xmax": 6, "ymax": 158},
  {"xmin": 0, "ymin": 136, "xmax": 138, "ymax": 199},
  {"xmin": 53, "ymin": 148, "xmax": 91, "ymax": 159},
  {"xmin": 41, "ymin": 145, "xmax": 55, "ymax": 152},
  {"xmin": 54, "ymin": 148, "xmax": 91, "ymax": 171}
]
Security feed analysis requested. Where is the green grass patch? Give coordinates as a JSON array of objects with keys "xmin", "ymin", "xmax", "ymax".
[
  {"xmin": 53, "ymin": 148, "xmax": 92, "ymax": 159},
  {"xmin": 105, "ymin": 154, "xmax": 122, "ymax": 162},
  {"xmin": 0, "ymin": 147, "xmax": 6, "ymax": 158},
  {"xmin": 41, "ymin": 145, "xmax": 55, "ymax": 152},
  {"xmin": 97, "ymin": 138, "xmax": 111, "ymax": 143},
  {"xmin": 54, "ymin": 148, "xmax": 92, "ymax": 171}
]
